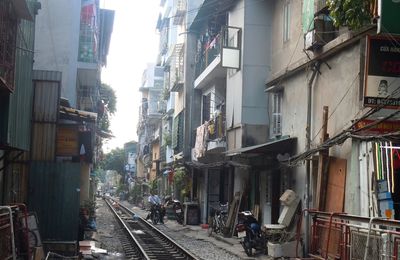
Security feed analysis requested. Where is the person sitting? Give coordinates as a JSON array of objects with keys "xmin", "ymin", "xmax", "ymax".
[{"xmin": 146, "ymin": 191, "xmax": 164, "ymax": 224}]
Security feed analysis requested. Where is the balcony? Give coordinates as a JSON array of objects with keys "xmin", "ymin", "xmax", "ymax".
[
  {"xmin": 193, "ymin": 112, "xmax": 226, "ymax": 160},
  {"xmin": 206, "ymin": 112, "xmax": 226, "ymax": 153},
  {"xmin": 173, "ymin": 0, "xmax": 186, "ymax": 25},
  {"xmin": 194, "ymin": 33, "xmax": 226, "ymax": 90},
  {"xmin": 195, "ymin": 34, "xmax": 221, "ymax": 77},
  {"xmin": 170, "ymin": 44, "xmax": 184, "ymax": 92},
  {"xmin": 166, "ymin": 93, "xmax": 175, "ymax": 114}
]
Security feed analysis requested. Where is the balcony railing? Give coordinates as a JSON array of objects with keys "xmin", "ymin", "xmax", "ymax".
[
  {"xmin": 173, "ymin": 0, "xmax": 186, "ymax": 25},
  {"xmin": 195, "ymin": 34, "xmax": 221, "ymax": 78}
]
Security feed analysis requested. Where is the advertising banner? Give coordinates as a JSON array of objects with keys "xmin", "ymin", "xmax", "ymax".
[{"xmin": 364, "ymin": 35, "xmax": 400, "ymax": 108}]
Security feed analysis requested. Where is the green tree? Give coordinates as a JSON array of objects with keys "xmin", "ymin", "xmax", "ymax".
[
  {"xmin": 100, "ymin": 147, "xmax": 126, "ymax": 174},
  {"xmin": 99, "ymin": 83, "xmax": 117, "ymax": 133},
  {"xmin": 100, "ymin": 83, "xmax": 117, "ymax": 114},
  {"xmin": 327, "ymin": 0, "xmax": 373, "ymax": 30}
]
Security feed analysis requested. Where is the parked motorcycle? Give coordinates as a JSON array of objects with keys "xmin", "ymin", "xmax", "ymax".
[
  {"xmin": 236, "ymin": 211, "xmax": 267, "ymax": 256},
  {"xmin": 165, "ymin": 196, "xmax": 184, "ymax": 224},
  {"xmin": 150, "ymin": 204, "xmax": 163, "ymax": 224}
]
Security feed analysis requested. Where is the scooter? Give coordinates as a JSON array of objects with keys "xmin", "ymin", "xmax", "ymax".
[
  {"xmin": 236, "ymin": 211, "xmax": 267, "ymax": 256},
  {"xmin": 165, "ymin": 197, "xmax": 184, "ymax": 224}
]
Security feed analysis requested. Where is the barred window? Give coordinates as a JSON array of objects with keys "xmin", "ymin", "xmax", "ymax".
[{"xmin": 272, "ymin": 92, "xmax": 282, "ymax": 136}]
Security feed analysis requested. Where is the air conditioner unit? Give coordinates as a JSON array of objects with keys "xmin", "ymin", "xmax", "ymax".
[{"xmin": 305, "ymin": 15, "xmax": 335, "ymax": 51}]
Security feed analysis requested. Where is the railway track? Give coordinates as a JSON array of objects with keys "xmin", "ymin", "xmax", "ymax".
[{"xmin": 104, "ymin": 198, "xmax": 199, "ymax": 260}]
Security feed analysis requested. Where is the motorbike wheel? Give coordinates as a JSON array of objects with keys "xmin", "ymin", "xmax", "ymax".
[
  {"xmin": 243, "ymin": 238, "xmax": 253, "ymax": 257},
  {"xmin": 176, "ymin": 213, "xmax": 184, "ymax": 224},
  {"xmin": 152, "ymin": 211, "xmax": 160, "ymax": 225}
]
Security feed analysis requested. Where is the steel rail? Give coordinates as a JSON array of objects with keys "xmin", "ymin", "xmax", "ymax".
[
  {"xmin": 104, "ymin": 198, "xmax": 149, "ymax": 259},
  {"xmin": 109, "ymin": 198, "xmax": 199, "ymax": 260}
]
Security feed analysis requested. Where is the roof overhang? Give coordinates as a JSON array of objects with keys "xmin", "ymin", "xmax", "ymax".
[
  {"xmin": 225, "ymin": 136, "xmax": 297, "ymax": 157},
  {"xmin": 59, "ymin": 106, "xmax": 97, "ymax": 123},
  {"xmin": 96, "ymin": 129, "xmax": 114, "ymax": 138}
]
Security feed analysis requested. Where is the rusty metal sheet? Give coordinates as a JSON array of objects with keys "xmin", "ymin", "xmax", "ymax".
[
  {"xmin": 32, "ymin": 79, "xmax": 60, "ymax": 123},
  {"xmin": 31, "ymin": 123, "xmax": 56, "ymax": 161}
]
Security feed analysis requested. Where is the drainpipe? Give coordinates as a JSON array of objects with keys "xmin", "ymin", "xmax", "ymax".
[{"xmin": 305, "ymin": 61, "xmax": 320, "ymax": 255}]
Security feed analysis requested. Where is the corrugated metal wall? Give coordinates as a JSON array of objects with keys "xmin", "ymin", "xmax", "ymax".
[
  {"xmin": 28, "ymin": 162, "xmax": 80, "ymax": 241},
  {"xmin": 31, "ymin": 71, "xmax": 61, "ymax": 161},
  {"xmin": 2, "ymin": 151, "xmax": 30, "ymax": 204},
  {"xmin": 7, "ymin": 0, "xmax": 37, "ymax": 150}
]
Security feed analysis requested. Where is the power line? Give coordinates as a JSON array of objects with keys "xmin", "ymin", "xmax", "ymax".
[{"xmin": 159, "ymin": 0, "xmax": 266, "ymax": 33}]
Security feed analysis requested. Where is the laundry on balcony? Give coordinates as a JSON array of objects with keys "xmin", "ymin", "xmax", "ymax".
[
  {"xmin": 194, "ymin": 122, "xmax": 209, "ymax": 159},
  {"xmin": 205, "ymin": 34, "xmax": 220, "ymax": 50}
]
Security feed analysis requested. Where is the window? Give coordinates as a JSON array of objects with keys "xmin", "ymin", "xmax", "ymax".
[
  {"xmin": 272, "ymin": 92, "xmax": 282, "ymax": 136},
  {"xmin": 202, "ymin": 93, "xmax": 211, "ymax": 122},
  {"xmin": 283, "ymin": 1, "xmax": 290, "ymax": 42}
]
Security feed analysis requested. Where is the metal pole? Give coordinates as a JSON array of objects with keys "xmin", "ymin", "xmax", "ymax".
[{"xmin": 305, "ymin": 62, "xmax": 320, "ymax": 255}]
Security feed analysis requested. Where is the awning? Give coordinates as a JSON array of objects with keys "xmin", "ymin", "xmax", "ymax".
[
  {"xmin": 225, "ymin": 136, "xmax": 297, "ymax": 157},
  {"xmin": 186, "ymin": 160, "xmax": 250, "ymax": 169}
]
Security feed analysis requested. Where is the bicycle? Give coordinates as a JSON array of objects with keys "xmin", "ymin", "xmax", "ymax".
[{"xmin": 207, "ymin": 203, "xmax": 228, "ymax": 236}]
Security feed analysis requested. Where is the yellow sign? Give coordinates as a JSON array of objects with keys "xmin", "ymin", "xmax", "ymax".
[{"xmin": 56, "ymin": 127, "xmax": 78, "ymax": 156}]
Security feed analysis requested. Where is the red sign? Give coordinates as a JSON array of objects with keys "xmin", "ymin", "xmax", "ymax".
[{"xmin": 355, "ymin": 119, "xmax": 400, "ymax": 134}]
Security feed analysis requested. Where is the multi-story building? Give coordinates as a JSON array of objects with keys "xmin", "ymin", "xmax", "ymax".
[
  {"xmin": 187, "ymin": 0, "xmax": 278, "ymax": 225},
  {"xmin": 154, "ymin": 0, "xmax": 190, "ymax": 198},
  {"xmin": 124, "ymin": 140, "xmax": 137, "ymax": 180},
  {"xmin": 265, "ymin": 0, "xmax": 400, "ymax": 256},
  {"xmin": 0, "ymin": 0, "xmax": 40, "ymax": 204},
  {"xmin": 137, "ymin": 63, "xmax": 165, "ymax": 192},
  {"xmin": 27, "ymin": 0, "xmax": 114, "ymax": 242},
  {"xmin": 143, "ymin": 0, "xmax": 400, "ymax": 255}
]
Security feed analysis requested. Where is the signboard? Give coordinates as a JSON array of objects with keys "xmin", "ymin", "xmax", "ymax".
[
  {"xmin": 355, "ymin": 119, "xmax": 400, "ymax": 135},
  {"xmin": 364, "ymin": 35, "xmax": 400, "ymax": 108},
  {"xmin": 378, "ymin": 0, "xmax": 400, "ymax": 35},
  {"xmin": 56, "ymin": 127, "xmax": 79, "ymax": 156}
]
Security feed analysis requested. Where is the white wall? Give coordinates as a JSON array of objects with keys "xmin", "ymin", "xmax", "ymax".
[
  {"xmin": 34, "ymin": 0, "xmax": 81, "ymax": 107},
  {"xmin": 279, "ymin": 42, "xmax": 363, "ymax": 211},
  {"xmin": 270, "ymin": 0, "xmax": 304, "ymax": 77}
]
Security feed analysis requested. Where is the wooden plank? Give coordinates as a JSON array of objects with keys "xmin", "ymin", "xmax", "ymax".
[
  {"xmin": 318, "ymin": 157, "xmax": 347, "ymax": 258},
  {"xmin": 230, "ymin": 191, "xmax": 242, "ymax": 237},
  {"xmin": 325, "ymin": 157, "xmax": 347, "ymax": 212},
  {"xmin": 316, "ymin": 106, "xmax": 329, "ymax": 210},
  {"xmin": 225, "ymin": 192, "xmax": 240, "ymax": 231}
]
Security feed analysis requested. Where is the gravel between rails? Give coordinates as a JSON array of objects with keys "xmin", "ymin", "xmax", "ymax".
[{"xmin": 96, "ymin": 198, "xmax": 247, "ymax": 260}]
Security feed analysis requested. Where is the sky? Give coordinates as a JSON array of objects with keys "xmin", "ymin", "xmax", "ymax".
[{"xmin": 100, "ymin": 0, "xmax": 161, "ymax": 153}]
